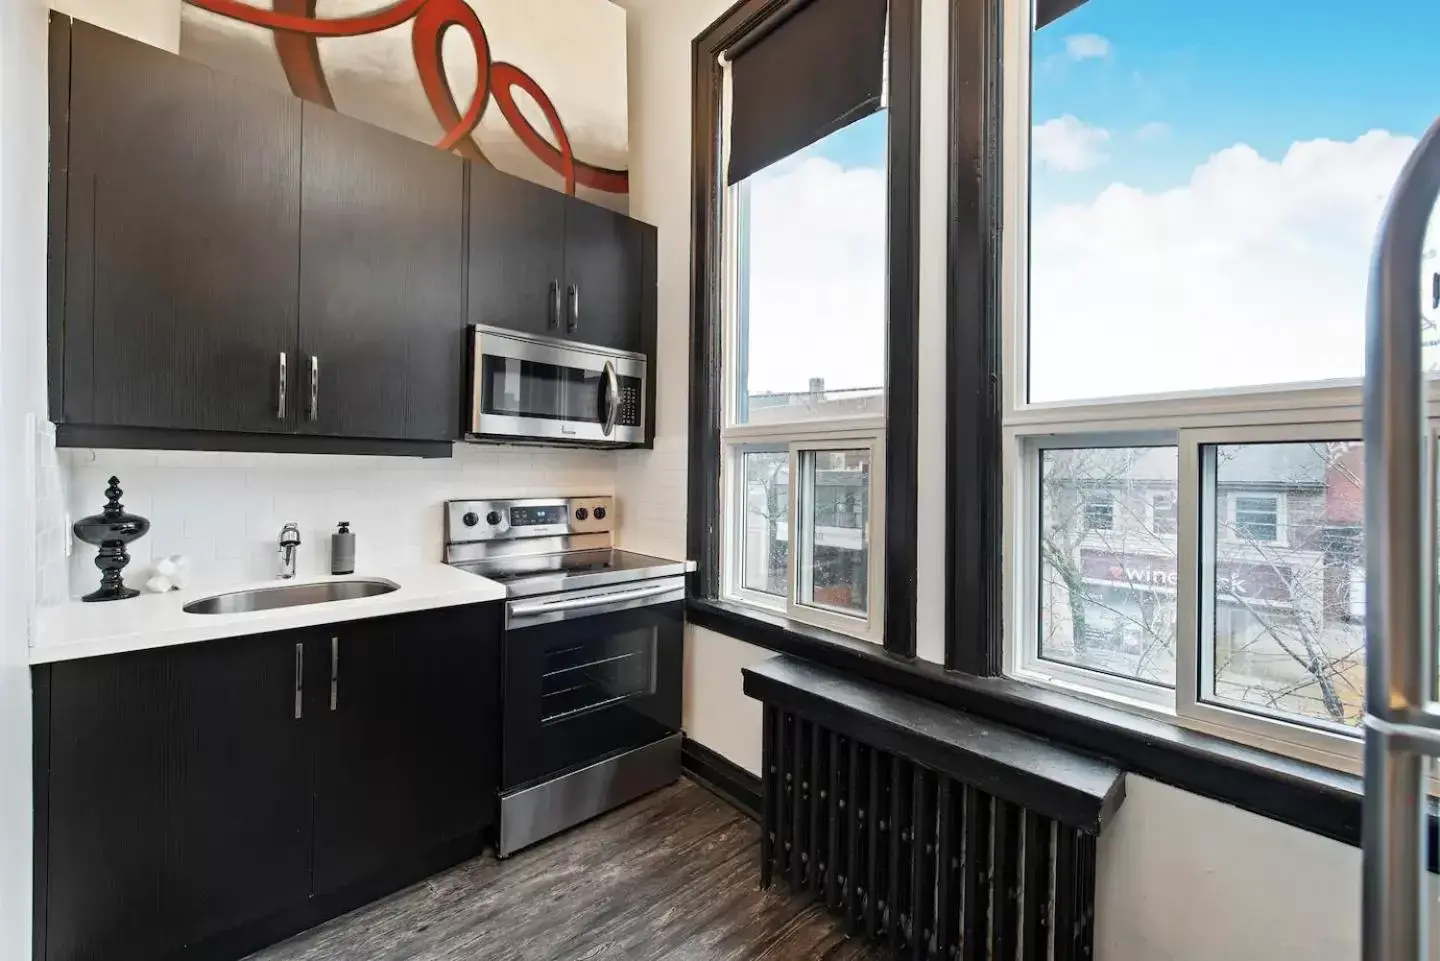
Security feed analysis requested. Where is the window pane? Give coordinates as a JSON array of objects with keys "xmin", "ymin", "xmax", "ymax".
[
  {"xmin": 735, "ymin": 112, "xmax": 887, "ymax": 424},
  {"xmin": 1027, "ymin": 2, "xmax": 1440, "ymax": 402},
  {"xmin": 797, "ymin": 449, "xmax": 871, "ymax": 616},
  {"xmin": 1039, "ymin": 446, "xmax": 1178, "ymax": 687},
  {"xmin": 1150, "ymin": 492, "xmax": 1177, "ymax": 536},
  {"xmin": 740, "ymin": 451, "xmax": 789, "ymax": 596},
  {"xmin": 1204, "ymin": 442, "xmax": 1365, "ymax": 730}
]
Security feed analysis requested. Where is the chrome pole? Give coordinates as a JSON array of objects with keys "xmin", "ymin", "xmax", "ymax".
[{"xmin": 1363, "ymin": 116, "xmax": 1440, "ymax": 961}]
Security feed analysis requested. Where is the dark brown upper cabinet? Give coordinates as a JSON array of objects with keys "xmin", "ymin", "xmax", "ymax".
[
  {"xmin": 50, "ymin": 18, "xmax": 462, "ymax": 456},
  {"xmin": 468, "ymin": 161, "xmax": 568, "ymax": 341},
  {"xmin": 562, "ymin": 198, "xmax": 646, "ymax": 354},
  {"xmin": 297, "ymin": 104, "xmax": 464, "ymax": 443},
  {"xmin": 49, "ymin": 16, "xmax": 656, "ymax": 455},
  {"xmin": 469, "ymin": 164, "xmax": 650, "ymax": 355},
  {"xmin": 58, "ymin": 18, "xmax": 303, "ymax": 437}
]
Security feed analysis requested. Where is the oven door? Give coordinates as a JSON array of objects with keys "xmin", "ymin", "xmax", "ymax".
[
  {"xmin": 469, "ymin": 325, "xmax": 646, "ymax": 445},
  {"xmin": 501, "ymin": 577, "xmax": 683, "ymax": 790}
]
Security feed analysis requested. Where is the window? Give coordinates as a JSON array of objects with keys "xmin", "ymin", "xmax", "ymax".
[
  {"xmin": 1149, "ymin": 491, "xmax": 1177, "ymax": 536},
  {"xmin": 1200, "ymin": 442, "xmax": 1365, "ymax": 731},
  {"xmin": 712, "ymin": 5, "xmax": 894, "ymax": 644},
  {"xmin": 1037, "ymin": 446, "xmax": 1177, "ymax": 689},
  {"xmin": 1230, "ymin": 494, "xmax": 1282, "ymax": 546},
  {"xmin": 795, "ymin": 446, "xmax": 879, "ymax": 623},
  {"xmin": 739, "ymin": 450, "xmax": 789, "ymax": 597},
  {"xmin": 1080, "ymin": 490, "xmax": 1113, "ymax": 532},
  {"xmin": 732, "ymin": 112, "xmax": 888, "ymax": 427},
  {"xmin": 1004, "ymin": 0, "xmax": 1440, "ymax": 772}
]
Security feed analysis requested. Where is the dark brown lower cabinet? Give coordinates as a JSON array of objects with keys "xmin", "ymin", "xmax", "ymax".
[
  {"xmin": 41, "ymin": 632, "xmax": 313, "ymax": 961},
  {"xmin": 33, "ymin": 603, "xmax": 501, "ymax": 961},
  {"xmin": 312, "ymin": 605, "xmax": 500, "ymax": 895}
]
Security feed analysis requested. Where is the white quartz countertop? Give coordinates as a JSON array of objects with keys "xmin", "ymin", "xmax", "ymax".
[{"xmin": 31, "ymin": 563, "xmax": 507, "ymax": 665}]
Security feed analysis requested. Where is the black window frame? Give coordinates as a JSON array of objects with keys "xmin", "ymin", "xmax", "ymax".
[
  {"xmin": 687, "ymin": 0, "xmax": 921, "ymax": 658},
  {"xmin": 686, "ymin": 0, "xmax": 1432, "ymax": 866}
]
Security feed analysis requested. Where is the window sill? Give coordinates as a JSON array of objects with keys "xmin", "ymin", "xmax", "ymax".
[{"xmin": 686, "ymin": 596, "xmax": 1440, "ymax": 869}]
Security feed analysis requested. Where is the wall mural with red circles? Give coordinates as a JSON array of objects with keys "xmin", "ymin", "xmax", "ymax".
[{"xmin": 177, "ymin": 0, "xmax": 630, "ymax": 212}]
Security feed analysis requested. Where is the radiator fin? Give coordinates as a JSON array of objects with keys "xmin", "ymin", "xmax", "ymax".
[{"xmin": 760, "ymin": 710, "xmax": 1101, "ymax": 959}]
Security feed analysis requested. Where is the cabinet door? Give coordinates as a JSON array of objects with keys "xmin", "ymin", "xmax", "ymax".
[
  {"xmin": 63, "ymin": 21, "xmax": 301, "ymax": 433},
  {"xmin": 312, "ymin": 604, "xmax": 500, "ymax": 896},
  {"xmin": 298, "ymin": 105, "xmax": 464, "ymax": 441},
  {"xmin": 562, "ymin": 198, "xmax": 645, "ymax": 353},
  {"xmin": 468, "ymin": 162, "xmax": 568, "ymax": 340},
  {"xmin": 43, "ymin": 633, "xmax": 313, "ymax": 961}
]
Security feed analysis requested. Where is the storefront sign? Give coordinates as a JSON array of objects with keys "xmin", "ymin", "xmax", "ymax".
[{"xmin": 1079, "ymin": 549, "xmax": 1293, "ymax": 604}]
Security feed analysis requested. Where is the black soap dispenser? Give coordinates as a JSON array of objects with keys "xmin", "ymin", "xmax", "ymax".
[{"xmin": 331, "ymin": 522, "xmax": 355, "ymax": 575}]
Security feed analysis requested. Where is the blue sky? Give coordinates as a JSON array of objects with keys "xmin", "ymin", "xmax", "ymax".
[
  {"xmin": 779, "ymin": 0, "xmax": 1440, "ymax": 193},
  {"xmin": 744, "ymin": 0, "xmax": 1440, "ymax": 400},
  {"xmin": 1031, "ymin": 0, "xmax": 1440, "ymax": 205}
]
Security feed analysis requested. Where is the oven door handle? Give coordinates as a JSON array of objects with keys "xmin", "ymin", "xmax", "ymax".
[{"xmin": 507, "ymin": 580, "xmax": 684, "ymax": 628}]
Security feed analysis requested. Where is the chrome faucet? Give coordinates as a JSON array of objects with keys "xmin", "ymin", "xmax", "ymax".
[{"xmin": 277, "ymin": 523, "xmax": 302, "ymax": 579}]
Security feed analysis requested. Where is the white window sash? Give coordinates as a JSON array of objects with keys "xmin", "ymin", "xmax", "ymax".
[
  {"xmin": 994, "ymin": 0, "xmax": 1435, "ymax": 774},
  {"xmin": 785, "ymin": 432, "xmax": 886, "ymax": 641},
  {"xmin": 714, "ymin": 69, "xmax": 889, "ymax": 644}
]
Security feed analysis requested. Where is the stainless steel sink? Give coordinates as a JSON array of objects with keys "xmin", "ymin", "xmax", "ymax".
[{"xmin": 182, "ymin": 578, "xmax": 399, "ymax": 615}]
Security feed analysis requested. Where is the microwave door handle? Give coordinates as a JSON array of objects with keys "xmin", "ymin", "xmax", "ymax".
[
  {"xmin": 509, "ymin": 582, "xmax": 678, "ymax": 619},
  {"xmin": 601, "ymin": 360, "xmax": 619, "ymax": 436}
]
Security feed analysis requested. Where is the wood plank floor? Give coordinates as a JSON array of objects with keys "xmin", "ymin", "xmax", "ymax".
[{"xmin": 245, "ymin": 779, "xmax": 884, "ymax": 961}]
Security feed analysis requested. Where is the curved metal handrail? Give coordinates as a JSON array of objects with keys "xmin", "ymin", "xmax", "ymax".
[{"xmin": 1362, "ymin": 115, "xmax": 1440, "ymax": 961}]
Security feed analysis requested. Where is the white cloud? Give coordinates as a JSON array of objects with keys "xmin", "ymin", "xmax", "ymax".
[
  {"xmin": 1134, "ymin": 121, "xmax": 1170, "ymax": 143},
  {"xmin": 1065, "ymin": 33, "xmax": 1112, "ymax": 61},
  {"xmin": 1029, "ymin": 130, "xmax": 1439, "ymax": 402},
  {"xmin": 744, "ymin": 158, "xmax": 887, "ymax": 394},
  {"xmin": 1033, "ymin": 115, "xmax": 1111, "ymax": 172}
]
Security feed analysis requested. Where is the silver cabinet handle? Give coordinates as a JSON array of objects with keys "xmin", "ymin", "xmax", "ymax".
[
  {"xmin": 601, "ymin": 359, "xmax": 619, "ymax": 437},
  {"xmin": 550, "ymin": 279, "xmax": 562, "ymax": 330},
  {"xmin": 329, "ymin": 636, "xmax": 339, "ymax": 711},
  {"xmin": 567, "ymin": 284, "xmax": 579, "ymax": 332},
  {"xmin": 294, "ymin": 642, "xmax": 304, "ymax": 720},
  {"xmin": 309, "ymin": 355, "xmax": 319, "ymax": 423},
  {"xmin": 277, "ymin": 351, "xmax": 287, "ymax": 419}
]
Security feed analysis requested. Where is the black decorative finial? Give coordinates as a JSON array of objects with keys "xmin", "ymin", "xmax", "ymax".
[{"xmin": 73, "ymin": 475, "xmax": 150, "ymax": 602}]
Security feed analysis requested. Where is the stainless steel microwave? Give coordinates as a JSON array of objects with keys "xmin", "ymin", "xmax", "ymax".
[{"xmin": 466, "ymin": 325, "xmax": 647, "ymax": 446}]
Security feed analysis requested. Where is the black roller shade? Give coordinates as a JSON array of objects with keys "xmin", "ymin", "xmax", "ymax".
[
  {"xmin": 726, "ymin": 0, "xmax": 889, "ymax": 185},
  {"xmin": 1036, "ymin": 0, "xmax": 1090, "ymax": 30}
]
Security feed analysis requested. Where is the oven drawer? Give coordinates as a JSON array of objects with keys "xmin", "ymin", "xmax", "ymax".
[{"xmin": 501, "ymin": 582, "xmax": 683, "ymax": 791}]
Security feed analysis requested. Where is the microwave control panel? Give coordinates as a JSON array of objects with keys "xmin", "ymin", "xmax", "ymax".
[{"xmin": 616, "ymin": 376, "xmax": 642, "ymax": 428}]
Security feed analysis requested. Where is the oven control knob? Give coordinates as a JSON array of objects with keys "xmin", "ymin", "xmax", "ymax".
[
  {"xmin": 574, "ymin": 507, "xmax": 589, "ymax": 522},
  {"xmin": 462, "ymin": 512, "xmax": 479, "ymax": 527},
  {"xmin": 593, "ymin": 506, "xmax": 607, "ymax": 521},
  {"xmin": 485, "ymin": 511, "xmax": 502, "ymax": 526}
]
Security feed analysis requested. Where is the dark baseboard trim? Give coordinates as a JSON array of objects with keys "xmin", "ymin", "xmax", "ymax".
[
  {"xmin": 56, "ymin": 424, "xmax": 454, "ymax": 459},
  {"xmin": 688, "ymin": 596, "xmax": 1440, "ymax": 871},
  {"xmin": 682, "ymin": 736, "xmax": 761, "ymax": 822}
]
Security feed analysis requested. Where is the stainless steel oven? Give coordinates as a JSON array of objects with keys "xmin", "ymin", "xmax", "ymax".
[
  {"xmin": 502, "ymin": 577, "xmax": 684, "ymax": 793},
  {"xmin": 444, "ymin": 496, "xmax": 690, "ymax": 857},
  {"xmin": 466, "ymin": 325, "xmax": 647, "ymax": 446}
]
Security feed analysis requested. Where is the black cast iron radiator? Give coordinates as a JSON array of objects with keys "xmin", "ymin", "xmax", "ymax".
[{"xmin": 743, "ymin": 657, "xmax": 1125, "ymax": 961}]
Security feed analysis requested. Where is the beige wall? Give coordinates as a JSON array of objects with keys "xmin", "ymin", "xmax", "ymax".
[{"xmin": 50, "ymin": 0, "xmax": 180, "ymax": 49}]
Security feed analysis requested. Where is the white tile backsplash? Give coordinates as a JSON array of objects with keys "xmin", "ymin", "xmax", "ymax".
[
  {"xmin": 61, "ymin": 444, "xmax": 617, "ymax": 597},
  {"xmin": 33, "ymin": 419, "xmax": 69, "ymax": 608}
]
